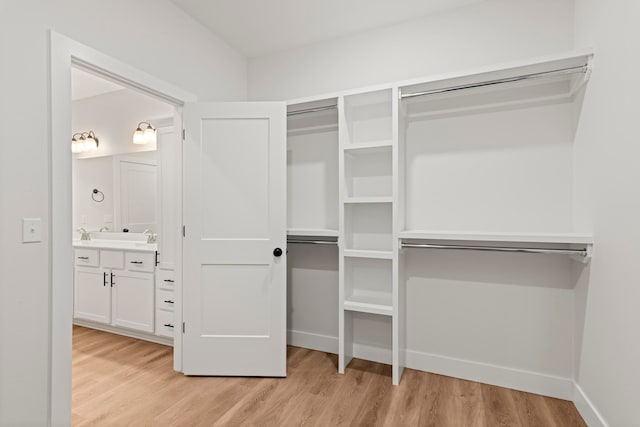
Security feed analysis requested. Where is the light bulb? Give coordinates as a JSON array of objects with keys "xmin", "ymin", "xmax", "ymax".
[
  {"xmin": 85, "ymin": 136, "xmax": 97, "ymax": 151},
  {"xmin": 133, "ymin": 128, "xmax": 146, "ymax": 144},
  {"xmin": 71, "ymin": 139, "xmax": 82, "ymax": 153},
  {"xmin": 143, "ymin": 126, "xmax": 156, "ymax": 144}
]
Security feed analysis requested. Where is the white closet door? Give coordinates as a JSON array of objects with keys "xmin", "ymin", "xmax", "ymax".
[{"xmin": 183, "ymin": 102, "xmax": 286, "ymax": 376}]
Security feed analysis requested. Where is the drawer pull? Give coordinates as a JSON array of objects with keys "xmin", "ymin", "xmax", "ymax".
[
  {"xmin": 164, "ymin": 300, "xmax": 174, "ymax": 304},
  {"xmin": 164, "ymin": 323, "xmax": 174, "ymax": 328},
  {"xmin": 130, "ymin": 261, "xmax": 143, "ymax": 264},
  {"xmin": 77, "ymin": 256, "xmax": 89, "ymax": 260},
  {"xmin": 164, "ymin": 279, "xmax": 175, "ymax": 283}
]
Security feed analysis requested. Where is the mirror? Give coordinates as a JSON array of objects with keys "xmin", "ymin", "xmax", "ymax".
[{"xmin": 71, "ymin": 67, "xmax": 173, "ymax": 236}]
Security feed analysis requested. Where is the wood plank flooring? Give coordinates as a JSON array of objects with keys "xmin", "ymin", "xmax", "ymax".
[{"xmin": 72, "ymin": 326, "xmax": 586, "ymax": 426}]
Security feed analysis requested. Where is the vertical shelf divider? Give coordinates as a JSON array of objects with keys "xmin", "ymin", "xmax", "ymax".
[
  {"xmin": 391, "ymin": 86, "xmax": 404, "ymax": 385},
  {"xmin": 337, "ymin": 95, "xmax": 350, "ymax": 373}
]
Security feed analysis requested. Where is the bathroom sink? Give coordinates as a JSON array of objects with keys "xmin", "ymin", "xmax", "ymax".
[{"xmin": 72, "ymin": 239, "xmax": 157, "ymax": 252}]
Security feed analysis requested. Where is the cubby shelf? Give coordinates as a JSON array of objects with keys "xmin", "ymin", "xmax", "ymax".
[
  {"xmin": 344, "ymin": 197, "xmax": 392, "ymax": 204},
  {"xmin": 399, "ymin": 230, "xmax": 593, "ymax": 245},
  {"xmin": 343, "ymin": 249, "xmax": 393, "ymax": 259},
  {"xmin": 343, "ymin": 140, "xmax": 393, "ymax": 152},
  {"xmin": 344, "ymin": 293, "xmax": 393, "ymax": 316}
]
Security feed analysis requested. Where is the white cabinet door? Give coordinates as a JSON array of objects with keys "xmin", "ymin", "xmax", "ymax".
[
  {"xmin": 111, "ymin": 270, "xmax": 155, "ymax": 333},
  {"xmin": 74, "ymin": 266, "xmax": 111, "ymax": 324},
  {"xmin": 183, "ymin": 102, "xmax": 287, "ymax": 376}
]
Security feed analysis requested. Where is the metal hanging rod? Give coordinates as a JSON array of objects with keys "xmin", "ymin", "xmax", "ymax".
[
  {"xmin": 287, "ymin": 239, "xmax": 338, "ymax": 245},
  {"xmin": 400, "ymin": 242, "xmax": 587, "ymax": 257},
  {"xmin": 287, "ymin": 105, "xmax": 337, "ymax": 116},
  {"xmin": 400, "ymin": 65, "xmax": 589, "ymax": 100}
]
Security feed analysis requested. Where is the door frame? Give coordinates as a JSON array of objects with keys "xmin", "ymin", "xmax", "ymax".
[{"xmin": 49, "ymin": 31, "xmax": 196, "ymax": 426}]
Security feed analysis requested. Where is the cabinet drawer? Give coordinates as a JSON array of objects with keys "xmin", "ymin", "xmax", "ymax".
[
  {"xmin": 156, "ymin": 288, "xmax": 175, "ymax": 311},
  {"xmin": 156, "ymin": 309, "xmax": 175, "ymax": 338},
  {"xmin": 125, "ymin": 251, "xmax": 156, "ymax": 272},
  {"xmin": 156, "ymin": 269, "xmax": 176, "ymax": 290},
  {"xmin": 101, "ymin": 249, "xmax": 124, "ymax": 269},
  {"xmin": 75, "ymin": 249, "xmax": 99, "ymax": 267}
]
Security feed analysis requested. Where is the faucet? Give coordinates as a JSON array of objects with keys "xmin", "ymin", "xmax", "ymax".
[
  {"xmin": 77, "ymin": 228, "xmax": 91, "ymax": 241},
  {"xmin": 99, "ymin": 226, "xmax": 109, "ymax": 232},
  {"xmin": 143, "ymin": 229, "xmax": 157, "ymax": 243}
]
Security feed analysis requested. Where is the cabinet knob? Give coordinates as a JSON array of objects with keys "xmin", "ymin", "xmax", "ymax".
[{"xmin": 273, "ymin": 247, "xmax": 283, "ymax": 257}]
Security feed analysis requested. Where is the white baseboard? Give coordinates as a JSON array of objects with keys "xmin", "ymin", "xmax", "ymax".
[
  {"xmin": 573, "ymin": 383, "xmax": 608, "ymax": 427},
  {"xmin": 405, "ymin": 349, "xmax": 574, "ymax": 400},
  {"xmin": 353, "ymin": 343, "xmax": 392, "ymax": 365},
  {"xmin": 74, "ymin": 320, "xmax": 173, "ymax": 347},
  {"xmin": 287, "ymin": 330, "xmax": 393, "ymax": 365},
  {"xmin": 288, "ymin": 329, "xmax": 337, "ymax": 354}
]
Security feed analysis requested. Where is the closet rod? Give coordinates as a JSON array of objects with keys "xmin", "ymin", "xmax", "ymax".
[
  {"xmin": 287, "ymin": 105, "xmax": 337, "ymax": 116},
  {"xmin": 400, "ymin": 65, "xmax": 588, "ymax": 100},
  {"xmin": 400, "ymin": 242, "xmax": 587, "ymax": 257},
  {"xmin": 287, "ymin": 239, "xmax": 338, "ymax": 245}
]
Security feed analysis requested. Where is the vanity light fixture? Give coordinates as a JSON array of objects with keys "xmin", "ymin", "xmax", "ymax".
[
  {"xmin": 71, "ymin": 130, "xmax": 99, "ymax": 153},
  {"xmin": 133, "ymin": 121, "xmax": 156, "ymax": 145}
]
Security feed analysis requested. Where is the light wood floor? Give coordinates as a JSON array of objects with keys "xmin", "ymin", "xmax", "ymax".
[{"xmin": 72, "ymin": 326, "xmax": 586, "ymax": 426}]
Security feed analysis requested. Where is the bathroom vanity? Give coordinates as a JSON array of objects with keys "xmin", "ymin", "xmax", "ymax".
[{"xmin": 73, "ymin": 235, "xmax": 175, "ymax": 344}]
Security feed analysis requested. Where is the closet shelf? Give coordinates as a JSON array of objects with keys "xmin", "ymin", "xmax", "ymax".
[
  {"xmin": 399, "ymin": 230, "xmax": 593, "ymax": 245},
  {"xmin": 343, "ymin": 249, "xmax": 393, "ymax": 260},
  {"xmin": 344, "ymin": 292, "xmax": 393, "ymax": 316},
  {"xmin": 343, "ymin": 140, "xmax": 392, "ymax": 152},
  {"xmin": 344, "ymin": 197, "xmax": 392, "ymax": 204},
  {"xmin": 287, "ymin": 228, "xmax": 339, "ymax": 237}
]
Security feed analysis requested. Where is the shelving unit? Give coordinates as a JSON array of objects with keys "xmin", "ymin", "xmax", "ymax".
[
  {"xmin": 286, "ymin": 50, "xmax": 594, "ymax": 389},
  {"xmin": 339, "ymin": 88, "xmax": 403, "ymax": 384}
]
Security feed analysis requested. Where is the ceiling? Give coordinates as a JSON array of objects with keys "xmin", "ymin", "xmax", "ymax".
[
  {"xmin": 169, "ymin": 0, "xmax": 485, "ymax": 58},
  {"xmin": 72, "ymin": 68, "xmax": 124, "ymax": 101}
]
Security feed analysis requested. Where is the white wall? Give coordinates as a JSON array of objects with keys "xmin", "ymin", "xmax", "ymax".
[
  {"xmin": 572, "ymin": 1, "xmax": 640, "ymax": 425},
  {"xmin": 248, "ymin": 0, "xmax": 575, "ymax": 100},
  {"xmin": 72, "ymin": 89, "xmax": 173, "ymax": 159},
  {"xmin": 0, "ymin": 1, "xmax": 246, "ymax": 425}
]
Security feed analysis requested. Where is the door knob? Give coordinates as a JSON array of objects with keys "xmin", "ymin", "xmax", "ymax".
[{"xmin": 273, "ymin": 247, "xmax": 283, "ymax": 257}]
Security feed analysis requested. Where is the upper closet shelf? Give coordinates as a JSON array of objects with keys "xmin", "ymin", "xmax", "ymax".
[{"xmin": 399, "ymin": 51, "xmax": 593, "ymax": 118}]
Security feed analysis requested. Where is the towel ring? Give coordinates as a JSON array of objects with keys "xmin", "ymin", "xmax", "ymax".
[{"xmin": 92, "ymin": 188, "xmax": 104, "ymax": 203}]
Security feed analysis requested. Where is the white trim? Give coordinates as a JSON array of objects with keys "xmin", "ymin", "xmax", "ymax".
[
  {"xmin": 405, "ymin": 349, "xmax": 574, "ymax": 400},
  {"xmin": 73, "ymin": 320, "xmax": 173, "ymax": 347},
  {"xmin": 354, "ymin": 344, "xmax": 392, "ymax": 366},
  {"xmin": 50, "ymin": 31, "xmax": 195, "ymax": 426},
  {"xmin": 288, "ymin": 330, "xmax": 337, "ymax": 354},
  {"xmin": 573, "ymin": 383, "xmax": 609, "ymax": 427}
]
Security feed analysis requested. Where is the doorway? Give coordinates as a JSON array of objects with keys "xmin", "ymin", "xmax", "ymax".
[{"xmin": 50, "ymin": 31, "xmax": 194, "ymax": 425}]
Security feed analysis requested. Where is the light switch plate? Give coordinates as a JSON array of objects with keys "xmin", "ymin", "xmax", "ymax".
[{"xmin": 23, "ymin": 218, "xmax": 42, "ymax": 243}]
